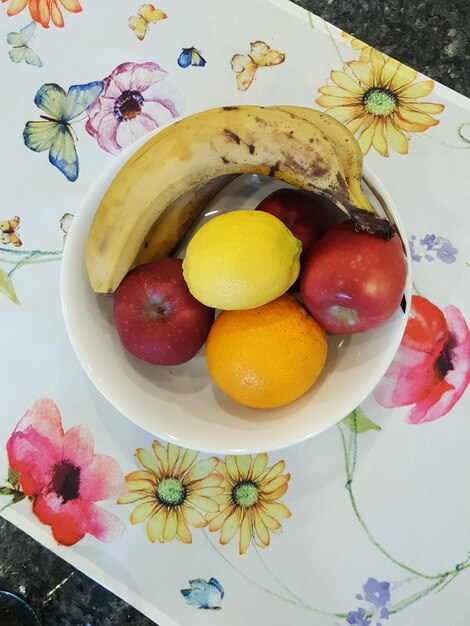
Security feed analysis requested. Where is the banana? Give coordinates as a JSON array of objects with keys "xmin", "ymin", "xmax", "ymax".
[
  {"xmin": 134, "ymin": 174, "xmax": 238, "ymax": 266},
  {"xmin": 134, "ymin": 107, "xmax": 373, "ymax": 267},
  {"xmin": 273, "ymin": 105, "xmax": 373, "ymax": 212},
  {"xmin": 86, "ymin": 105, "xmax": 393, "ymax": 294}
]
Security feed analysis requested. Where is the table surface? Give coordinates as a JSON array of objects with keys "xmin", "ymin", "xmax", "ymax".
[{"xmin": 0, "ymin": 1, "xmax": 469, "ymax": 624}]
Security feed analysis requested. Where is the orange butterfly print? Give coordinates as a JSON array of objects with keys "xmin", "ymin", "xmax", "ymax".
[
  {"xmin": 128, "ymin": 4, "xmax": 167, "ymax": 41},
  {"xmin": 230, "ymin": 41, "xmax": 285, "ymax": 91},
  {"xmin": 1, "ymin": 216, "xmax": 22, "ymax": 247}
]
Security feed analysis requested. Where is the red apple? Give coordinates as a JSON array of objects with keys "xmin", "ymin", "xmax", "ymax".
[
  {"xmin": 300, "ymin": 220, "xmax": 407, "ymax": 334},
  {"xmin": 113, "ymin": 258, "xmax": 215, "ymax": 365},
  {"xmin": 255, "ymin": 188, "xmax": 346, "ymax": 260}
]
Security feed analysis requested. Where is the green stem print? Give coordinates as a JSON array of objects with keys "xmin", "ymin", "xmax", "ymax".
[
  {"xmin": 203, "ymin": 530, "xmax": 347, "ymax": 619},
  {"xmin": 307, "ymin": 7, "xmax": 315, "ymax": 29},
  {"xmin": 338, "ymin": 414, "xmax": 470, "ymax": 621},
  {"xmin": 421, "ymin": 122, "xmax": 470, "ymax": 150},
  {"xmin": 202, "ymin": 409, "xmax": 470, "ymax": 624},
  {"xmin": 458, "ymin": 123, "xmax": 470, "ymax": 144},
  {"xmin": 0, "ymin": 246, "xmax": 63, "ymax": 304},
  {"xmin": 412, "ymin": 281, "xmax": 423, "ymax": 297},
  {"xmin": 324, "ymin": 21, "xmax": 346, "ymax": 64},
  {"xmin": 338, "ymin": 418, "xmax": 438, "ymax": 580},
  {"xmin": 253, "ymin": 542, "xmax": 347, "ymax": 618},
  {"xmin": 0, "ymin": 468, "xmax": 26, "ymax": 513}
]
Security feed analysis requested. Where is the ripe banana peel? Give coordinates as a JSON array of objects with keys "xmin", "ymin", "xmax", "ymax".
[
  {"xmin": 86, "ymin": 105, "xmax": 393, "ymax": 294},
  {"xmin": 274, "ymin": 105, "xmax": 373, "ymax": 213}
]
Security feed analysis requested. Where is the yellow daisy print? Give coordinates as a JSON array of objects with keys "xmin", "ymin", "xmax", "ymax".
[
  {"xmin": 341, "ymin": 32, "xmax": 373, "ymax": 64},
  {"xmin": 118, "ymin": 442, "xmax": 223, "ymax": 544},
  {"xmin": 207, "ymin": 454, "xmax": 291, "ymax": 555},
  {"xmin": 316, "ymin": 49, "xmax": 445, "ymax": 156}
]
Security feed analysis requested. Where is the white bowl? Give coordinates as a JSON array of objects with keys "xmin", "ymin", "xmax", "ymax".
[{"xmin": 61, "ymin": 130, "xmax": 412, "ymax": 455}]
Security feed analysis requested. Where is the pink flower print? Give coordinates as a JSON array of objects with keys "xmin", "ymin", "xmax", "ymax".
[
  {"xmin": 86, "ymin": 61, "xmax": 184, "ymax": 154},
  {"xmin": 374, "ymin": 295, "xmax": 470, "ymax": 424},
  {"xmin": 6, "ymin": 399, "xmax": 126, "ymax": 545}
]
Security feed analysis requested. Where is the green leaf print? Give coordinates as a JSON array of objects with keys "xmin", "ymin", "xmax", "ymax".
[
  {"xmin": 343, "ymin": 407, "xmax": 381, "ymax": 434},
  {"xmin": 0, "ymin": 268, "xmax": 19, "ymax": 304}
]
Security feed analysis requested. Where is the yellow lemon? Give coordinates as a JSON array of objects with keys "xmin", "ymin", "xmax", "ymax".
[{"xmin": 182, "ymin": 210, "xmax": 302, "ymax": 310}]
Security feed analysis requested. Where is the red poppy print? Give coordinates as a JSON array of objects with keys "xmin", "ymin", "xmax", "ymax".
[
  {"xmin": 374, "ymin": 295, "xmax": 470, "ymax": 424},
  {"xmin": 6, "ymin": 399, "xmax": 126, "ymax": 545}
]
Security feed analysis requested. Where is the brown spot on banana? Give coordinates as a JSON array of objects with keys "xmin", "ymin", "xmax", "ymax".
[
  {"xmin": 254, "ymin": 116, "xmax": 269, "ymax": 128},
  {"xmin": 223, "ymin": 129, "xmax": 257, "ymax": 156},
  {"xmin": 223, "ymin": 129, "xmax": 241, "ymax": 144},
  {"xmin": 268, "ymin": 161, "xmax": 281, "ymax": 177},
  {"xmin": 283, "ymin": 153, "xmax": 329, "ymax": 179}
]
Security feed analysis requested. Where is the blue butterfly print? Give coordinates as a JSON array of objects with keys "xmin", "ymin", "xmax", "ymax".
[
  {"xmin": 178, "ymin": 47, "xmax": 206, "ymax": 68},
  {"xmin": 23, "ymin": 81, "xmax": 104, "ymax": 182},
  {"xmin": 7, "ymin": 22, "xmax": 42, "ymax": 67},
  {"xmin": 181, "ymin": 577, "xmax": 224, "ymax": 609}
]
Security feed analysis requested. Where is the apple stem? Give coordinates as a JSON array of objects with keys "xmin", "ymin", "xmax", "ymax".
[{"xmin": 144, "ymin": 301, "xmax": 170, "ymax": 320}]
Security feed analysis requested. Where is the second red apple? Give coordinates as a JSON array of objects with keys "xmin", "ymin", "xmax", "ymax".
[
  {"xmin": 300, "ymin": 220, "xmax": 407, "ymax": 334},
  {"xmin": 255, "ymin": 188, "xmax": 346, "ymax": 260}
]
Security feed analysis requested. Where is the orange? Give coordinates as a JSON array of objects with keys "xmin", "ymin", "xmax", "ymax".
[{"xmin": 205, "ymin": 295, "xmax": 327, "ymax": 409}]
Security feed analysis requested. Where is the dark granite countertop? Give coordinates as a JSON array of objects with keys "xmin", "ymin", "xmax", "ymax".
[
  {"xmin": 1, "ymin": 1, "xmax": 469, "ymax": 625},
  {"xmin": 297, "ymin": 0, "xmax": 470, "ymax": 98}
]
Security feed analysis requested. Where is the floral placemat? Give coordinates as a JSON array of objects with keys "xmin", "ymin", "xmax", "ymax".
[{"xmin": 1, "ymin": 1, "xmax": 469, "ymax": 624}]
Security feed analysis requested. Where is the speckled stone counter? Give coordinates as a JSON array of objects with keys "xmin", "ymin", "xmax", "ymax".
[
  {"xmin": 0, "ymin": 1, "xmax": 468, "ymax": 624},
  {"xmin": 296, "ymin": 0, "xmax": 470, "ymax": 97}
]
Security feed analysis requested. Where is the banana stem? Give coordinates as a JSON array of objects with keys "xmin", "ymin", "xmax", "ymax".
[{"xmin": 350, "ymin": 208, "xmax": 395, "ymax": 239}]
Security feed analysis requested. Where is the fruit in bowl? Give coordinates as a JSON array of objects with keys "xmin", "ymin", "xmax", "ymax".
[
  {"xmin": 300, "ymin": 219, "xmax": 407, "ymax": 334},
  {"xmin": 205, "ymin": 295, "xmax": 327, "ymax": 409},
  {"xmin": 71, "ymin": 103, "xmax": 410, "ymax": 450},
  {"xmin": 113, "ymin": 258, "xmax": 214, "ymax": 366},
  {"xmin": 86, "ymin": 104, "xmax": 406, "ymax": 402},
  {"xmin": 254, "ymin": 188, "xmax": 346, "ymax": 261},
  {"xmin": 182, "ymin": 210, "xmax": 302, "ymax": 310}
]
